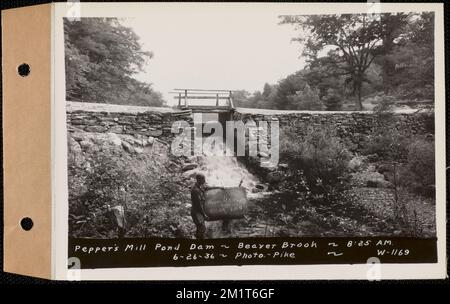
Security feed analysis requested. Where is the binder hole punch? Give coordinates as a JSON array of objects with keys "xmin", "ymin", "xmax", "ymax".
[
  {"xmin": 20, "ymin": 217, "xmax": 34, "ymax": 231},
  {"xmin": 17, "ymin": 63, "xmax": 30, "ymax": 77}
]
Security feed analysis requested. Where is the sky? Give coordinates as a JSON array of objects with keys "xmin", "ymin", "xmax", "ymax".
[{"xmin": 122, "ymin": 9, "xmax": 306, "ymax": 105}]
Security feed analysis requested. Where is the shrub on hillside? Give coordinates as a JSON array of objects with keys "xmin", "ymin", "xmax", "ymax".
[
  {"xmin": 279, "ymin": 126, "xmax": 352, "ymax": 203},
  {"xmin": 322, "ymin": 90, "xmax": 343, "ymax": 111},
  {"xmin": 286, "ymin": 84, "xmax": 324, "ymax": 111},
  {"xmin": 362, "ymin": 97, "xmax": 410, "ymax": 162},
  {"xmin": 362, "ymin": 127, "xmax": 409, "ymax": 161},
  {"xmin": 68, "ymin": 148, "xmax": 191, "ymax": 238},
  {"xmin": 372, "ymin": 95, "xmax": 396, "ymax": 114},
  {"xmin": 69, "ymin": 152, "xmax": 138, "ymax": 237},
  {"xmin": 399, "ymin": 137, "xmax": 435, "ymax": 196}
]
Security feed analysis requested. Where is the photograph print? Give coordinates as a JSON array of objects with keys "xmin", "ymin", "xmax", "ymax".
[{"xmin": 64, "ymin": 4, "xmax": 440, "ymax": 270}]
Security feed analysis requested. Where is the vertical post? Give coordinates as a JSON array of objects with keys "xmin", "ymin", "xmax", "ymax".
[
  {"xmin": 184, "ymin": 89, "xmax": 188, "ymax": 107},
  {"xmin": 229, "ymin": 90, "xmax": 234, "ymax": 108},
  {"xmin": 216, "ymin": 93, "xmax": 219, "ymax": 106},
  {"xmin": 178, "ymin": 93, "xmax": 181, "ymax": 107}
]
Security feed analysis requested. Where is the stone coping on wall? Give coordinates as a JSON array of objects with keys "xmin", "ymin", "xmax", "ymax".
[
  {"xmin": 235, "ymin": 107, "xmax": 426, "ymax": 115},
  {"xmin": 67, "ymin": 101, "xmax": 430, "ymax": 116},
  {"xmin": 67, "ymin": 101, "xmax": 177, "ymax": 114}
]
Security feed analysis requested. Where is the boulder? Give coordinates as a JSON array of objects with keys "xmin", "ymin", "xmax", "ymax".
[
  {"xmin": 121, "ymin": 141, "xmax": 134, "ymax": 153},
  {"xmin": 364, "ymin": 171, "xmax": 393, "ymax": 188},
  {"xmin": 267, "ymin": 171, "xmax": 284, "ymax": 184},
  {"xmin": 109, "ymin": 125, "xmax": 124, "ymax": 134},
  {"xmin": 255, "ymin": 184, "xmax": 266, "ymax": 190},
  {"xmin": 68, "ymin": 136, "xmax": 82, "ymax": 153},
  {"xmin": 85, "ymin": 125, "xmax": 108, "ymax": 133},
  {"xmin": 72, "ymin": 132, "xmax": 87, "ymax": 142},
  {"xmin": 182, "ymin": 163, "xmax": 198, "ymax": 172},
  {"xmin": 278, "ymin": 163, "xmax": 289, "ymax": 169},
  {"xmin": 258, "ymin": 152, "xmax": 270, "ymax": 158},
  {"xmin": 252, "ymin": 184, "xmax": 268, "ymax": 193},
  {"xmin": 148, "ymin": 128, "xmax": 162, "ymax": 137},
  {"xmin": 132, "ymin": 138, "xmax": 145, "ymax": 146},
  {"xmin": 108, "ymin": 133, "xmax": 122, "ymax": 146},
  {"xmin": 79, "ymin": 139, "xmax": 94, "ymax": 151},
  {"xmin": 182, "ymin": 169, "xmax": 198, "ymax": 179}
]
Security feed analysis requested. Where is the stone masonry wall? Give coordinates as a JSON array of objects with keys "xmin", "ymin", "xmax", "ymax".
[
  {"xmin": 67, "ymin": 102, "xmax": 192, "ymax": 143},
  {"xmin": 66, "ymin": 102, "xmax": 434, "ymax": 155},
  {"xmin": 232, "ymin": 110, "xmax": 434, "ymax": 152}
]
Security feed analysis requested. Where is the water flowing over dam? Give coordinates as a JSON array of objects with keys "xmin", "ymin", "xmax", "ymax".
[{"xmin": 189, "ymin": 142, "xmax": 265, "ymax": 199}]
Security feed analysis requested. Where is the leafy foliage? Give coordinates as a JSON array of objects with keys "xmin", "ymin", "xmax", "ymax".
[
  {"xmin": 384, "ymin": 13, "xmax": 435, "ymax": 100},
  {"xmin": 362, "ymin": 127, "xmax": 408, "ymax": 162},
  {"xmin": 237, "ymin": 13, "xmax": 434, "ymax": 111},
  {"xmin": 279, "ymin": 127, "xmax": 352, "ymax": 203},
  {"xmin": 322, "ymin": 89, "xmax": 343, "ymax": 110},
  {"xmin": 286, "ymin": 84, "xmax": 324, "ymax": 110},
  {"xmin": 400, "ymin": 137, "xmax": 435, "ymax": 196},
  {"xmin": 68, "ymin": 146, "xmax": 192, "ymax": 238},
  {"xmin": 372, "ymin": 94, "xmax": 396, "ymax": 114},
  {"xmin": 280, "ymin": 13, "xmax": 393, "ymax": 109},
  {"xmin": 64, "ymin": 18, "xmax": 166, "ymax": 106}
]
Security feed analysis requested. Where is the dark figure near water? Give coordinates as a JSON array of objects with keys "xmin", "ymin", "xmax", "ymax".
[
  {"xmin": 191, "ymin": 173, "xmax": 231, "ymax": 239},
  {"xmin": 191, "ymin": 173, "xmax": 208, "ymax": 239}
]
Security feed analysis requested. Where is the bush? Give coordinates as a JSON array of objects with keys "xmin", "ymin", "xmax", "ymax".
[
  {"xmin": 400, "ymin": 137, "xmax": 435, "ymax": 196},
  {"xmin": 362, "ymin": 127, "xmax": 409, "ymax": 161},
  {"xmin": 69, "ymin": 152, "xmax": 139, "ymax": 237},
  {"xmin": 361, "ymin": 95, "xmax": 409, "ymax": 160},
  {"xmin": 68, "ymin": 146, "xmax": 192, "ymax": 238},
  {"xmin": 279, "ymin": 126, "xmax": 352, "ymax": 203},
  {"xmin": 348, "ymin": 154, "xmax": 368, "ymax": 172},
  {"xmin": 286, "ymin": 84, "xmax": 324, "ymax": 110},
  {"xmin": 372, "ymin": 95, "xmax": 396, "ymax": 114},
  {"xmin": 322, "ymin": 90, "xmax": 342, "ymax": 111}
]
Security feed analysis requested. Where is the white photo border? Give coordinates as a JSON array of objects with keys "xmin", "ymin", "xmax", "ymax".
[{"xmin": 53, "ymin": 2, "xmax": 446, "ymax": 280}]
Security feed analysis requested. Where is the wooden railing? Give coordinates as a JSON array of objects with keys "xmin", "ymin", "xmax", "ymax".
[{"xmin": 170, "ymin": 89, "xmax": 235, "ymax": 110}]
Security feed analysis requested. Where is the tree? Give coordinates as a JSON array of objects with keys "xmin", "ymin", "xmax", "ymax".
[
  {"xmin": 322, "ymin": 88, "xmax": 343, "ymax": 111},
  {"xmin": 302, "ymin": 58, "xmax": 349, "ymax": 103},
  {"xmin": 287, "ymin": 84, "xmax": 324, "ymax": 110},
  {"xmin": 262, "ymin": 83, "xmax": 273, "ymax": 99},
  {"xmin": 275, "ymin": 71, "xmax": 307, "ymax": 109},
  {"xmin": 281, "ymin": 14, "xmax": 399, "ymax": 110},
  {"xmin": 373, "ymin": 13, "xmax": 411, "ymax": 93},
  {"xmin": 385, "ymin": 12, "xmax": 434, "ymax": 100},
  {"xmin": 248, "ymin": 90, "xmax": 271, "ymax": 109},
  {"xmin": 231, "ymin": 90, "xmax": 252, "ymax": 107},
  {"xmin": 64, "ymin": 18, "xmax": 166, "ymax": 106}
]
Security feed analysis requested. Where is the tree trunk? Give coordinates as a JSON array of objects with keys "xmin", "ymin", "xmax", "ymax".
[
  {"xmin": 382, "ymin": 56, "xmax": 391, "ymax": 94},
  {"xmin": 382, "ymin": 36, "xmax": 393, "ymax": 94},
  {"xmin": 357, "ymin": 89, "xmax": 363, "ymax": 110},
  {"xmin": 355, "ymin": 81, "xmax": 363, "ymax": 110}
]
